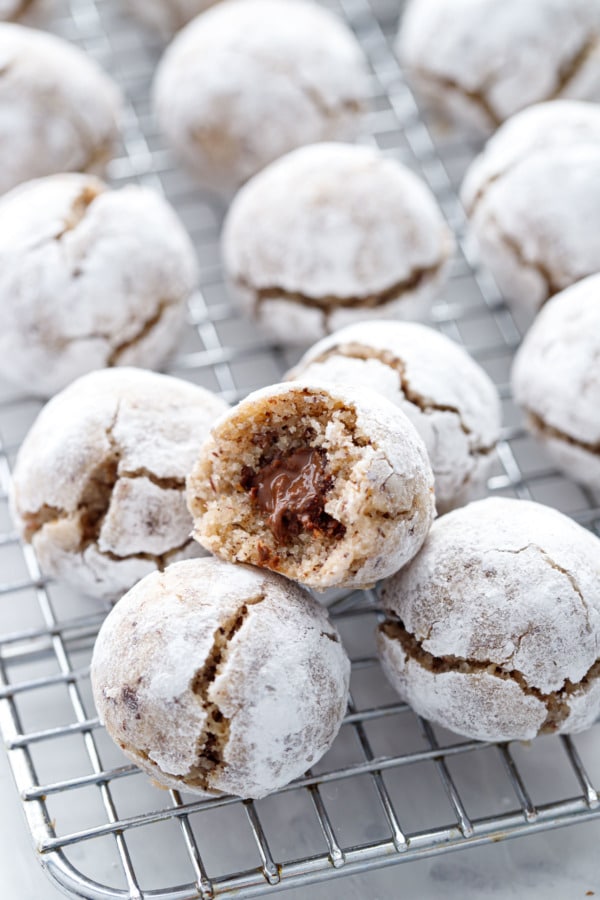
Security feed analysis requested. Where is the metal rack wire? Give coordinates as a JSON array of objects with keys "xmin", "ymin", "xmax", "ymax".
[{"xmin": 1, "ymin": 0, "xmax": 600, "ymax": 897}]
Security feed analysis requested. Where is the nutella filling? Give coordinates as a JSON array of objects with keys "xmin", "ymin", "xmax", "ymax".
[{"xmin": 241, "ymin": 447, "xmax": 345, "ymax": 544}]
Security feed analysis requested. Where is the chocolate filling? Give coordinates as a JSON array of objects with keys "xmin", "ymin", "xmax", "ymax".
[{"xmin": 240, "ymin": 447, "xmax": 345, "ymax": 545}]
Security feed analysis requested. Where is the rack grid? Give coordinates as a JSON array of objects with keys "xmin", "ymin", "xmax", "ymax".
[{"xmin": 1, "ymin": 0, "xmax": 600, "ymax": 897}]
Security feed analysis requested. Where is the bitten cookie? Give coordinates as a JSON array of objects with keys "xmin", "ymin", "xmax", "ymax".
[
  {"xmin": 0, "ymin": 173, "xmax": 198, "ymax": 396},
  {"xmin": 187, "ymin": 382, "xmax": 435, "ymax": 590},
  {"xmin": 397, "ymin": 0, "xmax": 600, "ymax": 133},
  {"xmin": 11, "ymin": 368, "xmax": 228, "ymax": 600},
  {"xmin": 126, "ymin": 0, "xmax": 218, "ymax": 36},
  {"xmin": 0, "ymin": 24, "xmax": 121, "ymax": 194},
  {"xmin": 378, "ymin": 497, "xmax": 600, "ymax": 742},
  {"xmin": 153, "ymin": 0, "xmax": 370, "ymax": 190},
  {"xmin": 287, "ymin": 321, "xmax": 501, "ymax": 513},
  {"xmin": 222, "ymin": 143, "xmax": 454, "ymax": 344},
  {"xmin": 461, "ymin": 100, "xmax": 600, "ymax": 318},
  {"xmin": 91, "ymin": 557, "xmax": 350, "ymax": 798},
  {"xmin": 512, "ymin": 273, "xmax": 600, "ymax": 490}
]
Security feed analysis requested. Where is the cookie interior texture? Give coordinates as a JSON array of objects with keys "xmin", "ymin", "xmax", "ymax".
[{"xmin": 189, "ymin": 389, "xmax": 400, "ymax": 587}]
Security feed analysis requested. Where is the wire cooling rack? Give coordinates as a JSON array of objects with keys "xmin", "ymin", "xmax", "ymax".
[{"xmin": 1, "ymin": 0, "xmax": 600, "ymax": 897}]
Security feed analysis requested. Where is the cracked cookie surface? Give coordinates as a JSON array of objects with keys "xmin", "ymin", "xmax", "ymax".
[
  {"xmin": 91, "ymin": 557, "xmax": 350, "ymax": 798},
  {"xmin": 377, "ymin": 497, "xmax": 600, "ymax": 741},
  {"xmin": 153, "ymin": 0, "xmax": 369, "ymax": 191},
  {"xmin": 397, "ymin": 0, "xmax": 600, "ymax": 134},
  {"xmin": 0, "ymin": 23, "xmax": 121, "ymax": 194},
  {"xmin": 222, "ymin": 142, "xmax": 454, "ymax": 344},
  {"xmin": 512, "ymin": 273, "xmax": 600, "ymax": 490},
  {"xmin": 287, "ymin": 321, "xmax": 501, "ymax": 513},
  {"xmin": 0, "ymin": 173, "xmax": 198, "ymax": 395},
  {"xmin": 10, "ymin": 367, "xmax": 228, "ymax": 600},
  {"xmin": 461, "ymin": 100, "xmax": 600, "ymax": 317},
  {"xmin": 187, "ymin": 381, "xmax": 435, "ymax": 589}
]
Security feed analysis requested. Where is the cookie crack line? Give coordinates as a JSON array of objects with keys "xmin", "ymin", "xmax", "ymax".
[
  {"xmin": 485, "ymin": 213, "xmax": 562, "ymax": 300},
  {"xmin": 5, "ymin": 0, "xmax": 37, "ymax": 21},
  {"xmin": 411, "ymin": 66, "xmax": 501, "ymax": 130},
  {"xmin": 308, "ymin": 342, "xmax": 495, "ymax": 457},
  {"xmin": 241, "ymin": 258, "xmax": 444, "ymax": 317},
  {"xmin": 185, "ymin": 593, "xmax": 267, "ymax": 792},
  {"xmin": 549, "ymin": 33, "xmax": 600, "ymax": 101},
  {"xmin": 107, "ymin": 298, "xmax": 178, "ymax": 366},
  {"xmin": 54, "ymin": 182, "xmax": 103, "ymax": 240},
  {"xmin": 526, "ymin": 407, "xmax": 600, "ymax": 457},
  {"xmin": 380, "ymin": 619, "xmax": 600, "ymax": 733}
]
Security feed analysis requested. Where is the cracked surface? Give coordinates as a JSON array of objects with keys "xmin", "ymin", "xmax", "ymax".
[
  {"xmin": 0, "ymin": 23, "xmax": 121, "ymax": 194},
  {"xmin": 512, "ymin": 273, "xmax": 600, "ymax": 490},
  {"xmin": 11, "ymin": 367, "xmax": 228, "ymax": 600},
  {"xmin": 187, "ymin": 381, "xmax": 435, "ymax": 590},
  {"xmin": 287, "ymin": 321, "xmax": 501, "ymax": 513},
  {"xmin": 397, "ymin": 0, "xmax": 600, "ymax": 133},
  {"xmin": 153, "ymin": 0, "xmax": 369, "ymax": 191},
  {"xmin": 461, "ymin": 100, "xmax": 600, "ymax": 316},
  {"xmin": 0, "ymin": 173, "xmax": 198, "ymax": 395},
  {"xmin": 91, "ymin": 558, "xmax": 351, "ymax": 799},
  {"xmin": 377, "ymin": 497, "xmax": 600, "ymax": 741},
  {"xmin": 223, "ymin": 142, "xmax": 454, "ymax": 344}
]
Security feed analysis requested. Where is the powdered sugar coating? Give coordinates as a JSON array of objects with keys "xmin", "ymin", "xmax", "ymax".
[
  {"xmin": 153, "ymin": 0, "xmax": 369, "ymax": 191},
  {"xmin": 397, "ymin": 0, "xmax": 600, "ymax": 133},
  {"xmin": 91, "ymin": 557, "xmax": 350, "ymax": 798},
  {"xmin": 511, "ymin": 273, "xmax": 600, "ymax": 489},
  {"xmin": 286, "ymin": 320, "xmax": 501, "ymax": 512},
  {"xmin": 461, "ymin": 101, "xmax": 600, "ymax": 317},
  {"xmin": 126, "ymin": 0, "xmax": 219, "ymax": 36},
  {"xmin": 378, "ymin": 497, "xmax": 600, "ymax": 742},
  {"xmin": 188, "ymin": 381, "xmax": 435, "ymax": 589},
  {"xmin": 223, "ymin": 143, "xmax": 455, "ymax": 344},
  {"xmin": 11, "ymin": 368, "xmax": 228, "ymax": 600},
  {"xmin": 0, "ymin": 173, "xmax": 198, "ymax": 396},
  {"xmin": 0, "ymin": 23, "xmax": 121, "ymax": 195}
]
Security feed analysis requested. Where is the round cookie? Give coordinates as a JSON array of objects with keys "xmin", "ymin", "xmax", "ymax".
[
  {"xmin": 397, "ymin": 0, "xmax": 600, "ymax": 133},
  {"xmin": 187, "ymin": 382, "xmax": 435, "ymax": 590},
  {"xmin": 377, "ymin": 497, "xmax": 600, "ymax": 742},
  {"xmin": 287, "ymin": 321, "xmax": 501, "ymax": 513},
  {"xmin": 0, "ymin": 24, "xmax": 121, "ymax": 195},
  {"xmin": 512, "ymin": 273, "xmax": 600, "ymax": 490},
  {"xmin": 461, "ymin": 100, "xmax": 600, "ymax": 318},
  {"xmin": 91, "ymin": 557, "xmax": 350, "ymax": 798},
  {"xmin": 126, "ymin": 0, "xmax": 218, "ymax": 36},
  {"xmin": 11, "ymin": 368, "xmax": 228, "ymax": 601},
  {"xmin": 222, "ymin": 143, "xmax": 455, "ymax": 344},
  {"xmin": 153, "ymin": 0, "xmax": 370, "ymax": 191},
  {"xmin": 0, "ymin": 173, "xmax": 198, "ymax": 396}
]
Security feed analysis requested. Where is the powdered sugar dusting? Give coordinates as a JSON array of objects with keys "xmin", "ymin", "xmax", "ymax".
[{"xmin": 91, "ymin": 557, "xmax": 350, "ymax": 798}]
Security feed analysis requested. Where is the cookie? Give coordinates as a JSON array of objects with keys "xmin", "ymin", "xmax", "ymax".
[
  {"xmin": 512, "ymin": 273, "xmax": 600, "ymax": 490},
  {"xmin": 287, "ymin": 321, "xmax": 501, "ymax": 513},
  {"xmin": 153, "ymin": 0, "xmax": 369, "ymax": 191},
  {"xmin": 378, "ymin": 497, "xmax": 600, "ymax": 742},
  {"xmin": 461, "ymin": 100, "xmax": 600, "ymax": 318},
  {"xmin": 187, "ymin": 381, "xmax": 435, "ymax": 590},
  {"xmin": 126, "ymin": 0, "xmax": 217, "ymax": 36},
  {"xmin": 91, "ymin": 557, "xmax": 350, "ymax": 798},
  {"xmin": 0, "ymin": 23, "xmax": 121, "ymax": 194},
  {"xmin": 0, "ymin": 173, "xmax": 198, "ymax": 396},
  {"xmin": 11, "ymin": 368, "xmax": 228, "ymax": 600},
  {"xmin": 222, "ymin": 143, "xmax": 454, "ymax": 344},
  {"xmin": 398, "ymin": 0, "xmax": 600, "ymax": 133}
]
